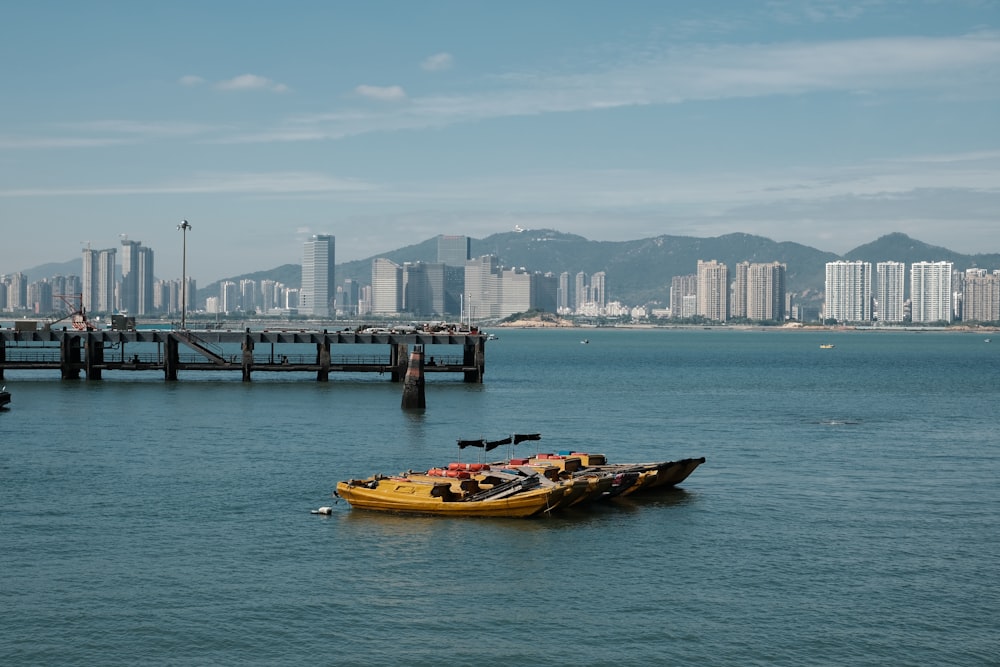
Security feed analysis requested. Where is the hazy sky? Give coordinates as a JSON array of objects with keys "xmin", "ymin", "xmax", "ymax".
[{"xmin": 2, "ymin": 1, "xmax": 999, "ymax": 283}]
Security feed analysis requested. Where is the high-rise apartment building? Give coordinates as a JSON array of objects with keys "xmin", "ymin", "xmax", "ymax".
[
  {"xmin": 910, "ymin": 261, "xmax": 953, "ymax": 323},
  {"xmin": 82, "ymin": 247, "xmax": 117, "ymax": 314},
  {"xmin": 3, "ymin": 272, "xmax": 28, "ymax": 312},
  {"xmin": 153, "ymin": 279, "xmax": 171, "ymax": 313},
  {"xmin": 120, "ymin": 238, "xmax": 154, "ymax": 315},
  {"xmin": 27, "ymin": 279, "xmax": 53, "ymax": 314},
  {"xmin": 824, "ymin": 261, "xmax": 872, "ymax": 322},
  {"xmin": 962, "ymin": 269, "xmax": 1000, "ymax": 322},
  {"xmin": 558, "ymin": 272, "xmax": 571, "ymax": 313},
  {"xmin": 259, "ymin": 279, "xmax": 281, "ymax": 313},
  {"xmin": 285, "ymin": 288, "xmax": 300, "ymax": 311},
  {"xmin": 746, "ymin": 262, "xmax": 786, "ymax": 321},
  {"xmin": 697, "ymin": 260, "xmax": 729, "ymax": 322},
  {"xmin": 670, "ymin": 274, "xmax": 698, "ymax": 318},
  {"xmin": 220, "ymin": 281, "xmax": 238, "ymax": 314},
  {"xmin": 239, "ymin": 279, "xmax": 257, "ymax": 313},
  {"xmin": 730, "ymin": 261, "xmax": 785, "ymax": 321},
  {"xmin": 301, "ymin": 234, "xmax": 335, "ymax": 317},
  {"xmin": 731, "ymin": 262, "xmax": 749, "ymax": 319},
  {"xmin": 574, "ymin": 272, "xmax": 588, "ymax": 312},
  {"xmin": 181, "ymin": 277, "xmax": 196, "ymax": 315},
  {"xmin": 591, "ymin": 272, "xmax": 606, "ymax": 310},
  {"xmin": 568, "ymin": 271, "xmax": 607, "ymax": 314},
  {"xmin": 876, "ymin": 261, "xmax": 906, "ymax": 323}
]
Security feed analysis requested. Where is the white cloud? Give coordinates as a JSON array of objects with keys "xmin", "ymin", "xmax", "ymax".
[
  {"xmin": 179, "ymin": 75, "xmax": 205, "ymax": 86},
  {"xmin": 216, "ymin": 74, "xmax": 289, "ymax": 93},
  {"xmin": 213, "ymin": 32, "xmax": 1000, "ymax": 146},
  {"xmin": 0, "ymin": 120, "xmax": 218, "ymax": 149},
  {"xmin": 0, "ymin": 136, "xmax": 131, "ymax": 149},
  {"xmin": 354, "ymin": 84, "xmax": 407, "ymax": 102},
  {"xmin": 421, "ymin": 52, "xmax": 454, "ymax": 71},
  {"xmin": 0, "ymin": 171, "xmax": 377, "ymax": 198}
]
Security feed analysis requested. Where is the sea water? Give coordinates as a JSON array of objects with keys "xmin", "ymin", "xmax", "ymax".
[{"xmin": 1, "ymin": 328, "xmax": 998, "ymax": 666}]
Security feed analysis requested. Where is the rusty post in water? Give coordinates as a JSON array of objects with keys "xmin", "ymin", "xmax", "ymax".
[
  {"xmin": 241, "ymin": 330, "xmax": 254, "ymax": 382},
  {"xmin": 401, "ymin": 344, "xmax": 426, "ymax": 409}
]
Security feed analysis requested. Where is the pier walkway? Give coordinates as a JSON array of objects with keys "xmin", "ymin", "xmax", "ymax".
[{"xmin": 0, "ymin": 328, "xmax": 486, "ymax": 383}]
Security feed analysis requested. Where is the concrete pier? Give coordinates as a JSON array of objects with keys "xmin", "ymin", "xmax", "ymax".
[{"xmin": 0, "ymin": 328, "xmax": 487, "ymax": 384}]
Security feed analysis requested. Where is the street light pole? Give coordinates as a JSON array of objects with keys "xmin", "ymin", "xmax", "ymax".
[{"xmin": 177, "ymin": 220, "xmax": 192, "ymax": 329}]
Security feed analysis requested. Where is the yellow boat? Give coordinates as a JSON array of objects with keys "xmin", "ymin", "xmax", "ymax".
[{"xmin": 334, "ymin": 473, "xmax": 568, "ymax": 518}]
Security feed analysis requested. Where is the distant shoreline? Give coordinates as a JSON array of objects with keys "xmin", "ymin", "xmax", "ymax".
[{"xmin": 493, "ymin": 320, "xmax": 999, "ymax": 333}]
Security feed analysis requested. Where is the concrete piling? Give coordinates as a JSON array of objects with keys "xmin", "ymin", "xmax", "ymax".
[{"xmin": 401, "ymin": 344, "xmax": 426, "ymax": 409}]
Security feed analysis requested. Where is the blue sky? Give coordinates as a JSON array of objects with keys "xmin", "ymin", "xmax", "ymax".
[{"xmin": 2, "ymin": 1, "xmax": 999, "ymax": 283}]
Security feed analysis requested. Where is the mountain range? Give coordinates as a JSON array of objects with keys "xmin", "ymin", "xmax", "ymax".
[{"xmin": 17, "ymin": 231, "xmax": 1000, "ymax": 310}]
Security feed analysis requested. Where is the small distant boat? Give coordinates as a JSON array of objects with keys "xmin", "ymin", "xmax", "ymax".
[
  {"xmin": 0, "ymin": 386, "xmax": 10, "ymax": 408},
  {"xmin": 820, "ymin": 344, "xmax": 835, "ymax": 349},
  {"xmin": 985, "ymin": 338, "xmax": 992, "ymax": 343},
  {"xmin": 486, "ymin": 333, "xmax": 499, "ymax": 340},
  {"xmin": 581, "ymin": 339, "xmax": 589, "ymax": 344}
]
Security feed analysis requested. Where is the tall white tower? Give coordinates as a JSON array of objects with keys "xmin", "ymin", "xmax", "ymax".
[
  {"xmin": 301, "ymin": 235, "xmax": 335, "ymax": 317},
  {"xmin": 910, "ymin": 261, "xmax": 953, "ymax": 323},
  {"xmin": 824, "ymin": 261, "xmax": 872, "ymax": 322},
  {"xmin": 876, "ymin": 261, "xmax": 906, "ymax": 323}
]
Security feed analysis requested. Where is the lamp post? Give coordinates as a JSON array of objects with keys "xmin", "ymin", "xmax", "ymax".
[{"xmin": 177, "ymin": 220, "xmax": 192, "ymax": 329}]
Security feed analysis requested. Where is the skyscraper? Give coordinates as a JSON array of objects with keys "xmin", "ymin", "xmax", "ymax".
[
  {"xmin": 4, "ymin": 272, "xmax": 28, "ymax": 311},
  {"xmin": 731, "ymin": 262, "xmax": 749, "ymax": 319},
  {"xmin": 464, "ymin": 255, "xmax": 502, "ymax": 321},
  {"xmin": 403, "ymin": 262, "xmax": 446, "ymax": 316},
  {"xmin": 574, "ymin": 272, "xmax": 588, "ymax": 312},
  {"xmin": 301, "ymin": 234, "xmax": 335, "ymax": 317},
  {"xmin": 371, "ymin": 258, "xmax": 402, "ymax": 315},
  {"xmin": 220, "ymin": 281, "xmax": 238, "ymax": 314},
  {"xmin": 558, "ymin": 272, "xmax": 570, "ymax": 313},
  {"xmin": 876, "ymin": 261, "xmax": 906, "ymax": 323},
  {"xmin": 82, "ymin": 247, "xmax": 117, "ymax": 314},
  {"xmin": 697, "ymin": 260, "xmax": 729, "ymax": 322},
  {"xmin": 340, "ymin": 278, "xmax": 360, "ymax": 317},
  {"xmin": 824, "ymin": 261, "xmax": 872, "ymax": 323},
  {"xmin": 120, "ymin": 238, "xmax": 155, "ymax": 315},
  {"xmin": 746, "ymin": 262, "xmax": 786, "ymax": 321},
  {"xmin": 670, "ymin": 274, "xmax": 698, "ymax": 318},
  {"xmin": 591, "ymin": 272, "xmax": 607, "ymax": 310},
  {"xmin": 910, "ymin": 261, "xmax": 953, "ymax": 323},
  {"xmin": 437, "ymin": 235, "xmax": 470, "ymax": 266},
  {"xmin": 963, "ymin": 269, "xmax": 1000, "ymax": 322}
]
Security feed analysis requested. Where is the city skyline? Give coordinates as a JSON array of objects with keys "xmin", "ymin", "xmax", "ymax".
[
  {"xmin": 5, "ymin": 243, "xmax": 999, "ymax": 323},
  {"xmin": 2, "ymin": 3, "xmax": 1000, "ymax": 282}
]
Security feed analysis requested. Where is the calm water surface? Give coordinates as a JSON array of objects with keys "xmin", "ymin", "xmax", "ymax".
[{"xmin": 1, "ymin": 329, "xmax": 998, "ymax": 665}]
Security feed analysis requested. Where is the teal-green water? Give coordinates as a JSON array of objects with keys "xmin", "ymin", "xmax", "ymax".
[{"xmin": 1, "ymin": 329, "xmax": 998, "ymax": 665}]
